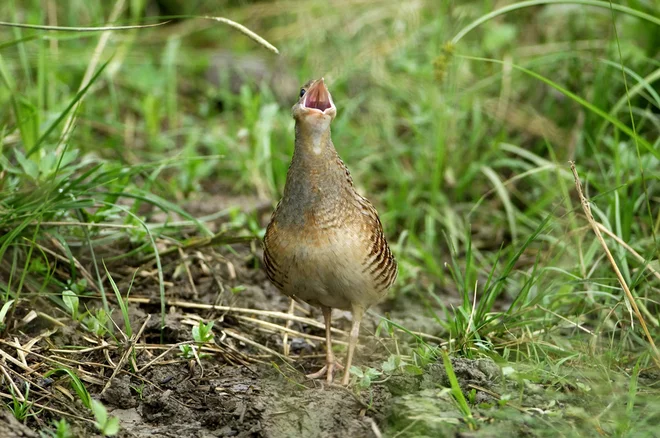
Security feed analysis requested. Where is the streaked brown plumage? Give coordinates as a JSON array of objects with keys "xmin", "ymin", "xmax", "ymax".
[{"xmin": 263, "ymin": 78, "xmax": 397, "ymax": 385}]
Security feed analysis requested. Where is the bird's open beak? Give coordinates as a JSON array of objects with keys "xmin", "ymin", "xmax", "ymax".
[{"xmin": 301, "ymin": 78, "xmax": 333, "ymax": 113}]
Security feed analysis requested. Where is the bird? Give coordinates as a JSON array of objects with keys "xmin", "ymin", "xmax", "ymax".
[{"xmin": 263, "ymin": 78, "xmax": 397, "ymax": 385}]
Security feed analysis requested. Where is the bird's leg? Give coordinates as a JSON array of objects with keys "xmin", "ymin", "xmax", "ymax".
[
  {"xmin": 282, "ymin": 298, "xmax": 295, "ymax": 356},
  {"xmin": 341, "ymin": 306, "xmax": 364, "ymax": 385},
  {"xmin": 306, "ymin": 306, "xmax": 342, "ymax": 382}
]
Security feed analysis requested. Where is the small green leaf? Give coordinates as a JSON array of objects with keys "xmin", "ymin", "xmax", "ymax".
[
  {"xmin": 192, "ymin": 321, "xmax": 214, "ymax": 343},
  {"xmin": 103, "ymin": 417, "xmax": 120, "ymax": 436},
  {"xmin": 575, "ymin": 382, "xmax": 591, "ymax": 392},
  {"xmin": 70, "ymin": 278, "xmax": 87, "ymax": 295},
  {"xmin": 498, "ymin": 393, "xmax": 511, "ymax": 407},
  {"xmin": 61, "ymin": 290, "xmax": 79, "ymax": 319},
  {"xmin": 468, "ymin": 388, "xmax": 477, "ymax": 404},
  {"xmin": 192, "ymin": 325, "xmax": 201, "ymax": 342},
  {"xmin": 45, "ymin": 368, "xmax": 91, "ymax": 408},
  {"xmin": 349, "ymin": 366, "xmax": 363, "ymax": 378},
  {"xmin": 0, "ymin": 299, "xmax": 14, "ymax": 324},
  {"xmin": 382, "ymin": 354, "xmax": 399, "ymax": 373},
  {"xmin": 92, "ymin": 400, "xmax": 108, "ymax": 428},
  {"xmin": 14, "ymin": 149, "xmax": 39, "ymax": 180},
  {"xmin": 403, "ymin": 364, "xmax": 424, "ymax": 376},
  {"xmin": 360, "ymin": 374, "xmax": 372, "ymax": 388},
  {"xmin": 365, "ymin": 367, "xmax": 382, "ymax": 379},
  {"xmin": 502, "ymin": 366, "xmax": 516, "ymax": 377}
]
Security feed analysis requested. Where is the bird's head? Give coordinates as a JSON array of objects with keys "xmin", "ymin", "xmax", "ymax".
[{"xmin": 292, "ymin": 78, "xmax": 337, "ymax": 133}]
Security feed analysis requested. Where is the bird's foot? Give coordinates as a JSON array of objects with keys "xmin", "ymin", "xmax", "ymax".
[{"xmin": 306, "ymin": 360, "xmax": 344, "ymax": 383}]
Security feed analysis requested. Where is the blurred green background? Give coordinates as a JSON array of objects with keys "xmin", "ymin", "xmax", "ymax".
[{"xmin": 1, "ymin": 0, "xmax": 659, "ymax": 436}]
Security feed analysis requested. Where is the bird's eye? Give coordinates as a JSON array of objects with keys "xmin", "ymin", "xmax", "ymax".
[{"xmin": 299, "ymin": 88, "xmax": 306, "ymax": 98}]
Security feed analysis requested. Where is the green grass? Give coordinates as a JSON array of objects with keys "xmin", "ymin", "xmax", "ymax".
[{"xmin": 1, "ymin": 0, "xmax": 660, "ymax": 436}]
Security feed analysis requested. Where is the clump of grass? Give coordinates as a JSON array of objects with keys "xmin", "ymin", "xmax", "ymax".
[
  {"xmin": 44, "ymin": 368, "xmax": 92, "ymax": 409},
  {"xmin": 42, "ymin": 419, "xmax": 75, "ymax": 438},
  {"xmin": 180, "ymin": 319, "xmax": 215, "ymax": 360},
  {"xmin": 8, "ymin": 382, "xmax": 33, "ymax": 421},
  {"xmin": 381, "ymin": 1, "xmax": 660, "ymax": 434}
]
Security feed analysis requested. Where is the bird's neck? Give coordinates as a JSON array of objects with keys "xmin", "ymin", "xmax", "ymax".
[
  {"xmin": 279, "ymin": 123, "xmax": 353, "ymax": 219},
  {"xmin": 293, "ymin": 123, "xmax": 335, "ymax": 159},
  {"xmin": 288, "ymin": 123, "xmax": 345, "ymax": 188}
]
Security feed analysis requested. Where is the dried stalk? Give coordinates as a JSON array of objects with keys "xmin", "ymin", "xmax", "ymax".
[
  {"xmin": 101, "ymin": 314, "xmax": 151, "ymax": 395},
  {"xmin": 570, "ymin": 162, "xmax": 660, "ymax": 368}
]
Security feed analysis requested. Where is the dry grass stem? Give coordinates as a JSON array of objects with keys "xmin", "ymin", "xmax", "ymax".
[
  {"xmin": 38, "ymin": 239, "xmax": 99, "ymax": 293},
  {"xmin": 127, "ymin": 297, "xmax": 349, "ymax": 336},
  {"xmin": 178, "ymin": 247, "xmax": 199, "ymax": 299},
  {"xmin": 38, "ymin": 221, "xmax": 139, "ymax": 229},
  {"xmin": 223, "ymin": 329, "xmax": 293, "ymax": 363},
  {"xmin": 0, "ymin": 391, "xmax": 96, "ymax": 424},
  {"xmin": 234, "ymin": 315, "xmax": 349, "ymax": 346},
  {"xmin": 204, "ymin": 16, "xmax": 279, "ymax": 54},
  {"xmin": 137, "ymin": 341, "xmax": 193, "ymax": 374},
  {"xmin": 101, "ymin": 314, "xmax": 151, "ymax": 395},
  {"xmin": 595, "ymin": 222, "xmax": 660, "ymax": 283},
  {"xmin": 0, "ymin": 345, "xmax": 33, "ymax": 372},
  {"xmin": 59, "ymin": 0, "xmax": 127, "ymax": 149},
  {"xmin": 538, "ymin": 305, "xmax": 595, "ymax": 336},
  {"xmin": 0, "ymin": 20, "xmax": 168, "ymax": 32},
  {"xmin": 570, "ymin": 162, "xmax": 660, "ymax": 368},
  {"xmin": 0, "ymin": 362, "xmax": 25, "ymax": 401}
]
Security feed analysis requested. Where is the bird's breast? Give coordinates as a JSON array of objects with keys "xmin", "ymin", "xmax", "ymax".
[{"xmin": 264, "ymin": 214, "xmax": 386, "ymax": 310}]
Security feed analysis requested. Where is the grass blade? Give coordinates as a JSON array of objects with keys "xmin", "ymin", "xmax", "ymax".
[
  {"xmin": 459, "ymin": 55, "xmax": 659, "ymax": 160},
  {"xmin": 26, "ymin": 59, "xmax": 112, "ymax": 158},
  {"xmin": 441, "ymin": 350, "xmax": 476, "ymax": 429},
  {"xmin": 452, "ymin": 0, "xmax": 660, "ymax": 45}
]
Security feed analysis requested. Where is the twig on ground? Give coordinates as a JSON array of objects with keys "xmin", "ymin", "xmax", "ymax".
[
  {"xmin": 0, "ymin": 362, "xmax": 25, "ymax": 401},
  {"xmin": 178, "ymin": 247, "xmax": 199, "ymax": 299},
  {"xmin": 137, "ymin": 341, "xmax": 193, "ymax": 374},
  {"xmin": 595, "ymin": 222, "xmax": 660, "ymax": 284},
  {"xmin": 223, "ymin": 329, "xmax": 293, "ymax": 363},
  {"xmin": 0, "ymin": 391, "xmax": 96, "ymax": 424},
  {"xmin": 127, "ymin": 297, "xmax": 348, "ymax": 336},
  {"xmin": 537, "ymin": 305, "xmax": 596, "ymax": 336},
  {"xmin": 42, "ymin": 237, "xmax": 100, "ymax": 293},
  {"xmin": 234, "ymin": 315, "xmax": 348, "ymax": 346},
  {"xmin": 101, "ymin": 314, "xmax": 151, "ymax": 395}
]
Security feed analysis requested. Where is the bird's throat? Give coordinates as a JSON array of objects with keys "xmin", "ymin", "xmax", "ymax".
[{"xmin": 294, "ymin": 122, "xmax": 333, "ymax": 158}]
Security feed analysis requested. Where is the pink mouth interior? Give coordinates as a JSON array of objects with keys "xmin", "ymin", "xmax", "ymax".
[{"xmin": 304, "ymin": 83, "xmax": 332, "ymax": 111}]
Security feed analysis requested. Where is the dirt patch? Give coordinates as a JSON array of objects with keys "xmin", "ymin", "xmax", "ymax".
[
  {"xmin": 99, "ymin": 363, "xmax": 386, "ymax": 438},
  {"xmin": 97, "ymin": 356, "xmax": 511, "ymax": 438},
  {"xmin": 0, "ymin": 409, "xmax": 38, "ymax": 438}
]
